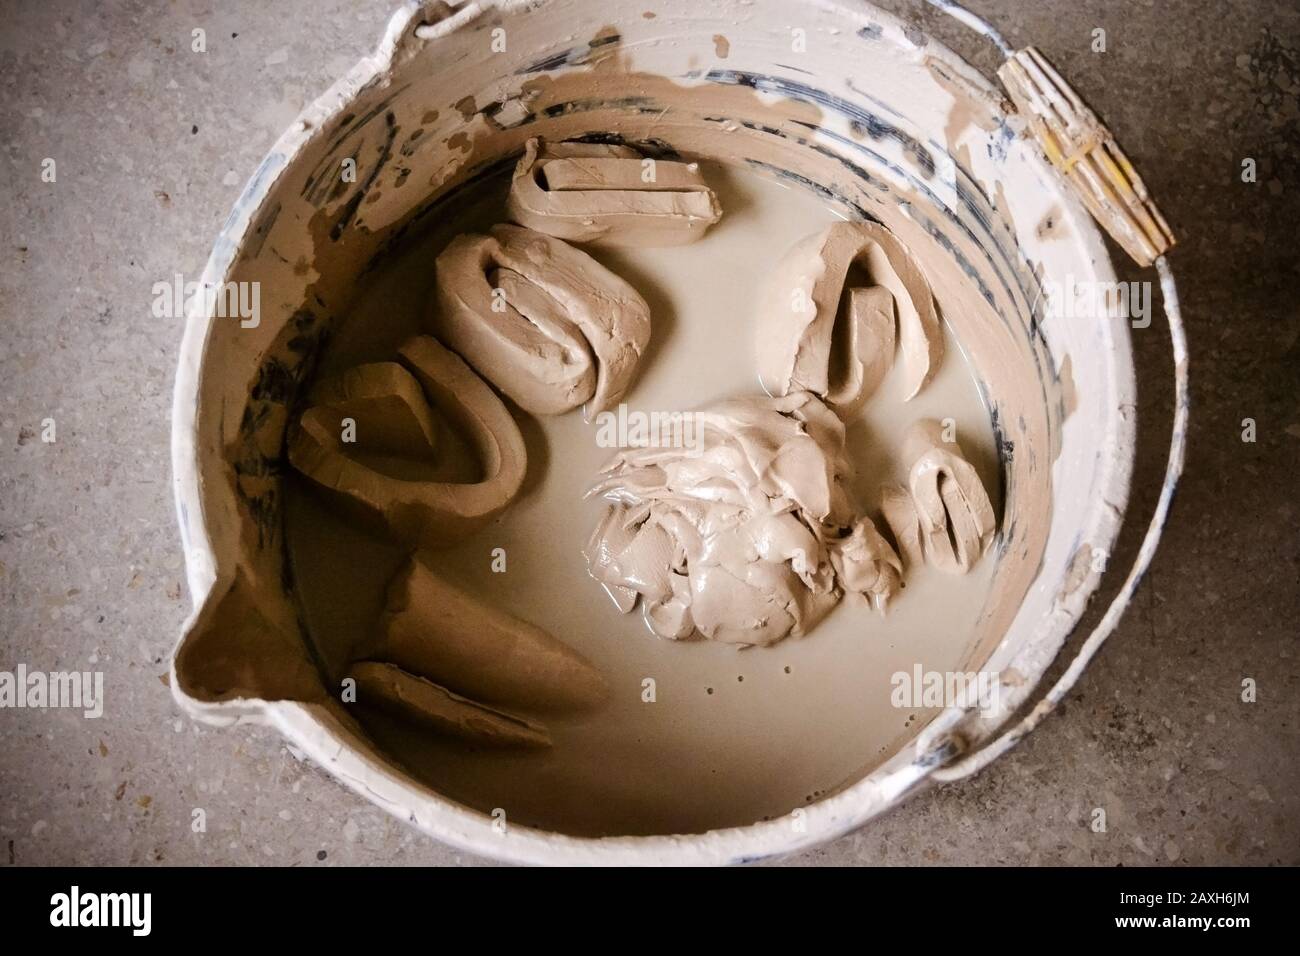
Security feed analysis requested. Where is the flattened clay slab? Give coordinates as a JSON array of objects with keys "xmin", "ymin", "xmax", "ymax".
[
  {"xmin": 349, "ymin": 661, "xmax": 551, "ymax": 749},
  {"xmin": 371, "ymin": 556, "xmax": 608, "ymax": 712},
  {"xmin": 879, "ymin": 481, "xmax": 926, "ymax": 570},
  {"xmin": 833, "ymin": 286, "xmax": 896, "ymax": 413},
  {"xmin": 432, "ymin": 224, "xmax": 651, "ymax": 417},
  {"xmin": 757, "ymin": 221, "xmax": 944, "ymax": 408},
  {"xmin": 901, "ymin": 419, "xmax": 997, "ymax": 574},
  {"xmin": 506, "ymin": 137, "xmax": 722, "ymax": 246},
  {"xmin": 307, "ymin": 362, "xmax": 438, "ymax": 458},
  {"xmin": 288, "ymin": 335, "xmax": 527, "ymax": 549}
]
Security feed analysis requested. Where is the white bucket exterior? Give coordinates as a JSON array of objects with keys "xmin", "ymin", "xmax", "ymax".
[{"xmin": 171, "ymin": 0, "xmax": 1135, "ymax": 864}]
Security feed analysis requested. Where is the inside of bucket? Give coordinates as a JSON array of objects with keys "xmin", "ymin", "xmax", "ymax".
[{"xmin": 175, "ymin": 3, "xmax": 1085, "ymax": 837}]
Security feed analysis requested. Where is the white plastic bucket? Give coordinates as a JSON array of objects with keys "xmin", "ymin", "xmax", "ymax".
[{"xmin": 171, "ymin": 0, "xmax": 1180, "ymax": 864}]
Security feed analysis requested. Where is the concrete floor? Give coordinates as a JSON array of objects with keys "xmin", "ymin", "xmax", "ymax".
[{"xmin": 0, "ymin": 0, "xmax": 1296, "ymax": 866}]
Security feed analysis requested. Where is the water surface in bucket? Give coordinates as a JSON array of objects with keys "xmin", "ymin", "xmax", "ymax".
[{"xmin": 285, "ymin": 162, "xmax": 999, "ymax": 837}]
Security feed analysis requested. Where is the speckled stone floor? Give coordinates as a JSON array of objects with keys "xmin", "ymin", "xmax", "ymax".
[{"xmin": 1, "ymin": 0, "xmax": 1296, "ymax": 866}]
